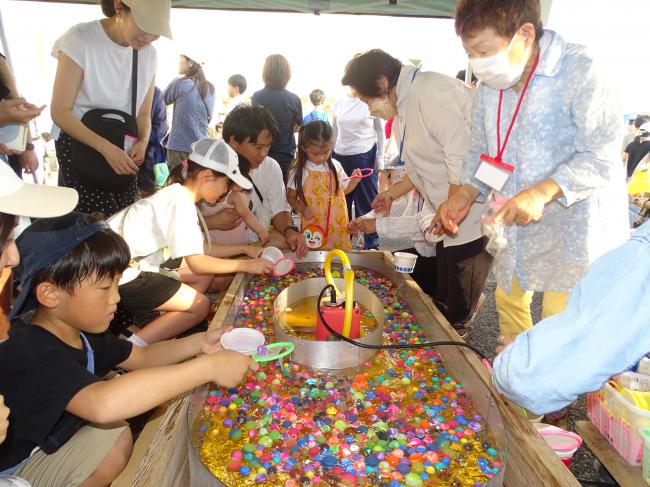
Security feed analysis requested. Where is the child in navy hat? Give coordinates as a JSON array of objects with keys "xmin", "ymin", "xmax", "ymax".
[
  {"xmin": 0, "ymin": 160, "xmax": 78, "ymax": 485},
  {"xmin": 0, "ymin": 211, "xmax": 257, "ymax": 485}
]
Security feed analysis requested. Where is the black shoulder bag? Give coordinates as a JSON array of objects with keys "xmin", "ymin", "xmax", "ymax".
[{"xmin": 69, "ymin": 49, "xmax": 139, "ymax": 192}]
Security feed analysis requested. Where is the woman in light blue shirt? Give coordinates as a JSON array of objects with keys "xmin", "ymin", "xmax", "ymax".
[
  {"xmin": 164, "ymin": 54, "xmax": 215, "ymax": 169},
  {"xmin": 439, "ymin": 0, "xmax": 629, "ymax": 342},
  {"xmin": 493, "ymin": 221, "xmax": 650, "ymax": 415}
]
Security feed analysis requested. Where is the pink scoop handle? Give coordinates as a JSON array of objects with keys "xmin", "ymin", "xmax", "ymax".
[{"xmin": 343, "ymin": 168, "xmax": 374, "ymax": 181}]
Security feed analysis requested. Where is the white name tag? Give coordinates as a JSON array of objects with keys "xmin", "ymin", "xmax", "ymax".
[{"xmin": 474, "ymin": 154, "xmax": 514, "ymax": 192}]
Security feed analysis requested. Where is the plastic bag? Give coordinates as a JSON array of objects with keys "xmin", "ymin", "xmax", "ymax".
[
  {"xmin": 482, "ymin": 219, "xmax": 507, "ymax": 258},
  {"xmin": 482, "ymin": 193, "xmax": 508, "ymax": 258},
  {"xmin": 351, "ymin": 231, "xmax": 365, "ymax": 250}
]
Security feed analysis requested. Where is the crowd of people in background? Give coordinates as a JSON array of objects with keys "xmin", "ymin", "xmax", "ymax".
[{"xmin": 2, "ymin": 0, "xmax": 650, "ymax": 484}]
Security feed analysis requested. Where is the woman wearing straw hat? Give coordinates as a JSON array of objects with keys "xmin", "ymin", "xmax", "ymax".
[{"xmin": 51, "ymin": 0, "xmax": 172, "ymax": 217}]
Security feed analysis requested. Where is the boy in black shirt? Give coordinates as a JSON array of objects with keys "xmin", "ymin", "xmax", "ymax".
[{"xmin": 0, "ymin": 212, "xmax": 257, "ymax": 485}]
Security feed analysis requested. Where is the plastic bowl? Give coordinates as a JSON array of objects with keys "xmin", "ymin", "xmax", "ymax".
[
  {"xmin": 393, "ymin": 251, "xmax": 418, "ymax": 273},
  {"xmin": 260, "ymin": 246, "xmax": 295, "ymax": 277},
  {"xmin": 261, "ymin": 246, "xmax": 284, "ymax": 263},
  {"xmin": 220, "ymin": 328, "xmax": 265, "ymax": 355},
  {"xmin": 538, "ymin": 428, "xmax": 582, "ymax": 467},
  {"xmin": 418, "ymin": 215, "xmax": 445, "ymax": 244}
]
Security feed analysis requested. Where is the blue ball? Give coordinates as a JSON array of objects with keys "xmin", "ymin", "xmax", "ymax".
[
  {"xmin": 366, "ymin": 455, "xmax": 380, "ymax": 467},
  {"xmin": 397, "ymin": 462, "xmax": 411, "ymax": 474},
  {"xmin": 322, "ymin": 455, "xmax": 337, "ymax": 468}
]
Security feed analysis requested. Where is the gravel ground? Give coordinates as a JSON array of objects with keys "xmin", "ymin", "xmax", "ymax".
[{"xmin": 378, "ymin": 237, "xmax": 608, "ymax": 486}]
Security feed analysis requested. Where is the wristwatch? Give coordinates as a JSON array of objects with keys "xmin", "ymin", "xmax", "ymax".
[
  {"xmin": 24, "ymin": 143, "xmax": 35, "ymax": 151},
  {"xmin": 284, "ymin": 225, "xmax": 300, "ymax": 236}
]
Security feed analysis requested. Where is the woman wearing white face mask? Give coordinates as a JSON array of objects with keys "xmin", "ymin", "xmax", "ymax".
[
  {"xmin": 437, "ymin": 0, "xmax": 628, "ymax": 353},
  {"xmin": 341, "ymin": 50, "xmax": 493, "ymax": 338}
]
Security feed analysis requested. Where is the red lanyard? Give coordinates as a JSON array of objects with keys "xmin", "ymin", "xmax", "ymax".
[{"xmin": 495, "ymin": 49, "xmax": 540, "ymax": 162}]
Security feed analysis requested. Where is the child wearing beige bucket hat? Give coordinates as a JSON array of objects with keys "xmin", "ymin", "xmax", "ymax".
[{"xmin": 0, "ymin": 162, "xmax": 78, "ymax": 483}]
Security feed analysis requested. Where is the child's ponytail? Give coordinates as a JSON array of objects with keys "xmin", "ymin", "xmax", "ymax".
[
  {"xmin": 167, "ymin": 159, "xmax": 192, "ymax": 186},
  {"xmin": 289, "ymin": 125, "xmax": 309, "ymax": 206}
]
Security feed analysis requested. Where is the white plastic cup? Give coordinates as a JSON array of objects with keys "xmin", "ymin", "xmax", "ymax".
[
  {"xmin": 638, "ymin": 356, "xmax": 650, "ymax": 376},
  {"xmin": 538, "ymin": 428, "xmax": 582, "ymax": 467},
  {"xmin": 261, "ymin": 246, "xmax": 284, "ymax": 263},
  {"xmin": 534, "ymin": 423, "xmax": 563, "ymax": 434},
  {"xmin": 418, "ymin": 214, "xmax": 445, "ymax": 244},
  {"xmin": 617, "ymin": 371, "xmax": 650, "ymax": 392},
  {"xmin": 260, "ymin": 246, "xmax": 295, "ymax": 276},
  {"xmin": 220, "ymin": 328, "xmax": 265, "ymax": 355},
  {"xmin": 393, "ymin": 251, "xmax": 418, "ymax": 273}
]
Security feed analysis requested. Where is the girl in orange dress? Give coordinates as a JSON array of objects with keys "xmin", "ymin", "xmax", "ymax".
[{"xmin": 287, "ymin": 121, "xmax": 361, "ymax": 250}]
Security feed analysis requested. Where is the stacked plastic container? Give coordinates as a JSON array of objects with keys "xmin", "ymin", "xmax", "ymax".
[
  {"xmin": 587, "ymin": 367, "xmax": 650, "ymax": 467},
  {"xmin": 640, "ymin": 428, "xmax": 650, "ymax": 485}
]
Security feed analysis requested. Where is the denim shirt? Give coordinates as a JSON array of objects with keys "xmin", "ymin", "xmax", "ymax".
[
  {"xmin": 163, "ymin": 77, "xmax": 215, "ymax": 153},
  {"xmin": 493, "ymin": 221, "xmax": 650, "ymax": 414},
  {"xmin": 463, "ymin": 30, "xmax": 629, "ymax": 293}
]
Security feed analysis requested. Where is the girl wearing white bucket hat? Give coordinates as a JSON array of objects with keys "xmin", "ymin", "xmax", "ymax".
[{"xmin": 106, "ymin": 139, "xmax": 273, "ymax": 346}]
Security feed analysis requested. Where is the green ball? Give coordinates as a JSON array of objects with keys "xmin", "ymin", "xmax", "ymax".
[
  {"xmin": 405, "ymin": 472, "xmax": 423, "ymax": 487},
  {"xmin": 259, "ymin": 436, "xmax": 273, "ymax": 448}
]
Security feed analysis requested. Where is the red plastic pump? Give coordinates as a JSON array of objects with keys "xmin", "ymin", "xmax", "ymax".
[
  {"xmin": 317, "ymin": 249, "xmax": 361, "ymax": 340},
  {"xmin": 316, "ymin": 293, "xmax": 361, "ymax": 340}
]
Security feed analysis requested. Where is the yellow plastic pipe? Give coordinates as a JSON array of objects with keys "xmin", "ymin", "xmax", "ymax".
[{"xmin": 324, "ymin": 249, "xmax": 355, "ymax": 338}]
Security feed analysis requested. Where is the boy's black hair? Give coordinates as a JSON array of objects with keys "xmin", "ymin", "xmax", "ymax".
[
  {"xmin": 289, "ymin": 121, "xmax": 338, "ymax": 208},
  {"xmin": 635, "ymin": 114, "xmax": 650, "ymax": 129},
  {"xmin": 33, "ymin": 214, "xmax": 130, "ymax": 294},
  {"xmin": 309, "ymin": 89, "xmax": 325, "ymax": 106},
  {"xmin": 0, "ymin": 212, "xmax": 17, "ymax": 251},
  {"xmin": 222, "ymin": 104, "xmax": 279, "ymax": 145},
  {"xmin": 228, "ymin": 74, "xmax": 247, "ymax": 95}
]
